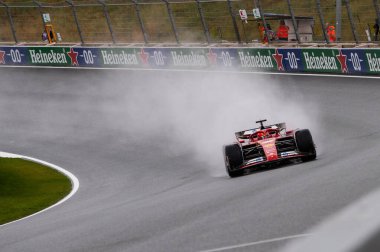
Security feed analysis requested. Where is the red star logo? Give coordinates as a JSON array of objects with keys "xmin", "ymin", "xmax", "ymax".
[
  {"xmin": 67, "ymin": 48, "xmax": 79, "ymax": 66},
  {"xmin": 207, "ymin": 49, "xmax": 217, "ymax": 65},
  {"xmin": 272, "ymin": 49, "xmax": 284, "ymax": 71},
  {"xmin": 0, "ymin": 51, "xmax": 5, "ymax": 64},
  {"xmin": 139, "ymin": 48, "xmax": 149, "ymax": 65},
  {"xmin": 336, "ymin": 50, "xmax": 348, "ymax": 73}
]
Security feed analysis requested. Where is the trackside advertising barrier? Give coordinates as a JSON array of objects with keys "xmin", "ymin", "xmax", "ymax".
[{"xmin": 1, "ymin": 46, "xmax": 380, "ymax": 75}]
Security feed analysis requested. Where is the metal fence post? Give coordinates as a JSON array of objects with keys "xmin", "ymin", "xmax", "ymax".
[
  {"xmin": 286, "ymin": 0, "xmax": 300, "ymax": 43},
  {"xmin": 195, "ymin": 0, "xmax": 210, "ymax": 44},
  {"xmin": 226, "ymin": 0, "xmax": 241, "ymax": 43},
  {"xmin": 374, "ymin": 0, "xmax": 380, "ymax": 21},
  {"xmin": 65, "ymin": 0, "xmax": 84, "ymax": 44},
  {"xmin": 373, "ymin": 0, "xmax": 380, "ymax": 41},
  {"xmin": 162, "ymin": 0, "xmax": 179, "ymax": 44},
  {"xmin": 0, "ymin": 1, "xmax": 18, "ymax": 43},
  {"xmin": 316, "ymin": 0, "xmax": 329, "ymax": 43},
  {"xmin": 97, "ymin": 0, "xmax": 116, "ymax": 44},
  {"xmin": 33, "ymin": 0, "xmax": 46, "ymax": 31},
  {"xmin": 336, "ymin": 0, "xmax": 342, "ymax": 41},
  {"xmin": 132, "ymin": 0, "xmax": 148, "ymax": 44},
  {"xmin": 254, "ymin": 0, "xmax": 270, "ymax": 44},
  {"xmin": 344, "ymin": 0, "xmax": 359, "ymax": 43}
]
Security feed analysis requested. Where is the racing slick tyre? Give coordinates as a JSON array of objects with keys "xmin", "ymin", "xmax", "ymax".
[
  {"xmin": 295, "ymin": 129, "xmax": 316, "ymax": 162},
  {"xmin": 224, "ymin": 144, "xmax": 244, "ymax": 178}
]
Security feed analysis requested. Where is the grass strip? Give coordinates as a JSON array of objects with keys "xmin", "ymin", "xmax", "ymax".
[{"xmin": 0, "ymin": 157, "xmax": 72, "ymax": 225}]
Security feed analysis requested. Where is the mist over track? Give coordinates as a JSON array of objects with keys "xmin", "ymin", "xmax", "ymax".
[{"xmin": 1, "ymin": 68, "xmax": 380, "ymax": 252}]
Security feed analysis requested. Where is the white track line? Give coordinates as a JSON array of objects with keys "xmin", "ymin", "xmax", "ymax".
[
  {"xmin": 0, "ymin": 151, "xmax": 80, "ymax": 227},
  {"xmin": 199, "ymin": 233, "xmax": 312, "ymax": 252}
]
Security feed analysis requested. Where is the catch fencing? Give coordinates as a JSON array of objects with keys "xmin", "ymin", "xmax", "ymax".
[{"xmin": 1, "ymin": 0, "xmax": 380, "ymax": 45}]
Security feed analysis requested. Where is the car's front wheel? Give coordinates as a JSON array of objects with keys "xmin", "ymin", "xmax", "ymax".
[
  {"xmin": 224, "ymin": 144, "xmax": 244, "ymax": 177},
  {"xmin": 295, "ymin": 129, "xmax": 316, "ymax": 162}
]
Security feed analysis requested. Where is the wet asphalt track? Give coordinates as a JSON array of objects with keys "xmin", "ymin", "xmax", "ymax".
[{"xmin": 1, "ymin": 68, "xmax": 380, "ymax": 252}]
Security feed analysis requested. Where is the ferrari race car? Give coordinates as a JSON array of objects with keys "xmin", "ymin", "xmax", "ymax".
[{"xmin": 223, "ymin": 120, "xmax": 316, "ymax": 177}]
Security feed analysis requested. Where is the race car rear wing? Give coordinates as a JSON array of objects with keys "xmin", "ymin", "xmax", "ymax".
[{"xmin": 235, "ymin": 122, "xmax": 286, "ymax": 139}]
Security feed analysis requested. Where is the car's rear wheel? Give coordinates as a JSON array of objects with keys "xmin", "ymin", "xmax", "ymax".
[
  {"xmin": 295, "ymin": 129, "xmax": 316, "ymax": 162},
  {"xmin": 224, "ymin": 144, "xmax": 244, "ymax": 177}
]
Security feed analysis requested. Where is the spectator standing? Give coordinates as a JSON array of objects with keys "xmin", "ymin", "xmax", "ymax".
[
  {"xmin": 266, "ymin": 23, "xmax": 276, "ymax": 41},
  {"xmin": 42, "ymin": 31, "xmax": 48, "ymax": 43},
  {"xmin": 258, "ymin": 23, "xmax": 276, "ymax": 43},
  {"xmin": 258, "ymin": 23, "xmax": 266, "ymax": 43},
  {"xmin": 327, "ymin": 23, "xmax": 336, "ymax": 42},
  {"xmin": 277, "ymin": 20, "xmax": 289, "ymax": 41}
]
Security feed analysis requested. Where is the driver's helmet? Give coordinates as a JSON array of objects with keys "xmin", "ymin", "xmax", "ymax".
[{"xmin": 257, "ymin": 131, "xmax": 265, "ymax": 139}]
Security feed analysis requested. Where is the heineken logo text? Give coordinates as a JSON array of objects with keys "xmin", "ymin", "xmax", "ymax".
[
  {"xmin": 101, "ymin": 50, "xmax": 138, "ymax": 65},
  {"xmin": 238, "ymin": 51, "xmax": 273, "ymax": 68},
  {"xmin": 171, "ymin": 51, "xmax": 206, "ymax": 66},
  {"xmin": 30, "ymin": 50, "xmax": 67, "ymax": 64},
  {"xmin": 303, "ymin": 52, "xmax": 337, "ymax": 70},
  {"xmin": 366, "ymin": 53, "xmax": 380, "ymax": 72}
]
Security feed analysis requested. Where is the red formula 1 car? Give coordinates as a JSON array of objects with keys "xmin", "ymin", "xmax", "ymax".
[{"xmin": 223, "ymin": 119, "xmax": 316, "ymax": 177}]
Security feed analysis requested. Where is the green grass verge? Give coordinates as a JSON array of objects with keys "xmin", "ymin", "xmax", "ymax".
[{"xmin": 0, "ymin": 158, "xmax": 72, "ymax": 225}]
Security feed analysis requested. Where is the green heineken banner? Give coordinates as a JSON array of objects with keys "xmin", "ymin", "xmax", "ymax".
[
  {"xmin": 99, "ymin": 48, "xmax": 142, "ymax": 67},
  {"xmin": 237, "ymin": 48, "xmax": 276, "ymax": 70},
  {"xmin": 28, "ymin": 47, "xmax": 77, "ymax": 66},
  {"xmin": 1, "ymin": 45, "xmax": 380, "ymax": 76},
  {"xmin": 301, "ymin": 48, "xmax": 340, "ymax": 73},
  {"xmin": 365, "ymin": 50, "xmax": 380, "ymax": 73}
]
